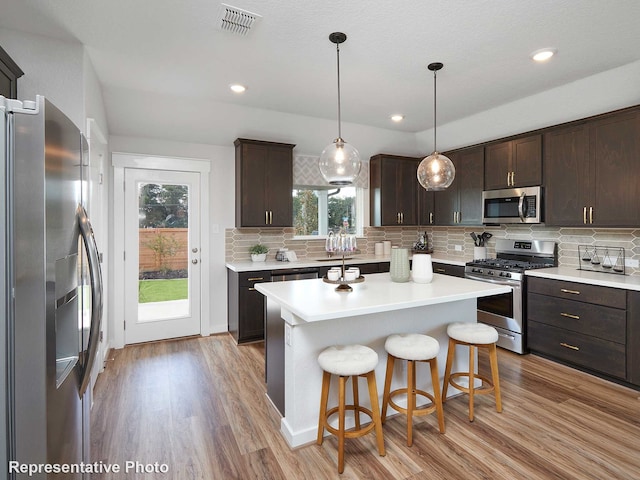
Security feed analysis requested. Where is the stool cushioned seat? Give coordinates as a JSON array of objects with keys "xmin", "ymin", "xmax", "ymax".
[
  {"xmin": 447, "ymin": 322, "xmax": 499, "ymax": 345},
  {"xmin": 318, "ymin": 344, "xmax": 378, "ymax": 376},
  {"xmin": 385, "ymin": 333, "xmax": 439, "ymax": 361}
]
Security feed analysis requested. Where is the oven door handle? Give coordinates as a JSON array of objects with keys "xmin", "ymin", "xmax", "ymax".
[
  {"xmin": 465, "ymin": 273, "xmax": 519, "ymax": 288},
  {"xmin": 518, "ymin": 192, "xmax": 526, "ymax": 222}
]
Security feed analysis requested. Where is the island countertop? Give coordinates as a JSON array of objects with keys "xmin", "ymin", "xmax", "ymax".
[{"xmin": 255, "ymin": 272, "xmax": 510, "ymax": 324}]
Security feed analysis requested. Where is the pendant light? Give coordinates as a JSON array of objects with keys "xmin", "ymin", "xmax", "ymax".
[
  {"xmin": 417, "ymin": 62, "xmax": 455, "ymax": 191},
  {"xmin": 319, "ymin": 32, "xmax": 362, "ymax": 186}
]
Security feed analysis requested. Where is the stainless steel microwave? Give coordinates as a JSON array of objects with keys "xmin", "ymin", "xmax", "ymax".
[{"xmin": 482, "ymin": 186, "xmax": 542, "ymax": 224}]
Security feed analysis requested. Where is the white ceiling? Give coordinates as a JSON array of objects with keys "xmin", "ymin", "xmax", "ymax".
[{"xmin": 2, "ymin": 0, "xmax": 640, "ymax": 139}]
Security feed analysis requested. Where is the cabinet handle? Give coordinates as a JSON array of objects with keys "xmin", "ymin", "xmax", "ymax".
[
  {"xmin": 507, "ymin": 172, "xmax": 511, "ymax": 186},
  {"xmin": 458, "ymin": 211, "xmax": 462, "ymax": 223},
  {"xmin": 401, "ymin": 212, "xmax": 404, "ymax": 224},
  {"xmin": 265, "ymin": 211, "xmax": 269, "ymax": 225},
  {"xmin": 248, "ymin": 287, "xmax": 256, "ymax": 291},
  {"xmin": 583, "ymin": 206, "xmax": 587, "ymax": 224},
  {"xmin": 429, "ymin": 212, "xmax": 434, "ymax": 224},
  {"xmin": 435, "ymin": 268, "xmax": 446, "ymax": 273},
  {"xmin": 247, "ymin": 277, "xmax": 264, "ymax": 281},
  {"xmin": 589, "ymin": 206, "xmax": 593, "ymax": 224},
  {"xmin": 511, "ymin": 171, "xmax": 515, "ymax": 186},
  {"xmin": 560, "ymin": 312, "xmax": 580, "ymax": 320},
  {"xmin": 560, "ymin": 288, "xmax": 580, "ymax": 295},
  {"xmin": 270, "ymin": 211, "xmax": 274, "ymax": 225},
  {"xmin": 560, "ymin": 342, "xmax": 580, "ymax": 351}
]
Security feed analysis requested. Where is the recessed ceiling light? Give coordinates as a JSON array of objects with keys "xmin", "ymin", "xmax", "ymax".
[
  {"xmin": 390, "ymin": 114, "xmax": 404, "ymax": 122},
  {"xmin": 531, "ymin": 48, "xmax": 557, "ymax": 62},
  {"xmin": 230, "ymin": 84, "xmax": 247, "ymax": 93}
]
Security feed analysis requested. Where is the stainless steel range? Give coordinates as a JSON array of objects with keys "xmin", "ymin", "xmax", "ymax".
[{"xmin": 464, "ymin": 239, "xmax": 557, "ymax": 354}]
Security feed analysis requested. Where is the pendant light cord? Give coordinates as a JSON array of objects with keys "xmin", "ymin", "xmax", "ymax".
[
  {"xmin": 336, "ymin": 42, "xmax": 342, "ymax": 140},
  {"xmin": 433, "ymin": 68, "xmax": 437, "ymax": 152}
]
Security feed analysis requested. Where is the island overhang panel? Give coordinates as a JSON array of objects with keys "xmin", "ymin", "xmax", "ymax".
[{"xmin": 256, "ymin": 272, "xmax": 511, "ymax": 448}]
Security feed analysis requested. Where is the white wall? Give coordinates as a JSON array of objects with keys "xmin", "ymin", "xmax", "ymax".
[
  {"xmin": 109, "ymin": 136, "xmax": 234, "ymax": 334},
  {"xmin": 0, "ymin": 26, "xmax": 85, "ymax": 130},
  {"xmin": 416, "ymin": 59, "xmax": 640, "ymax": 152}
]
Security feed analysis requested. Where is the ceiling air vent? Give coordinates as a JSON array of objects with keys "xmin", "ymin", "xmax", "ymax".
[{"xmin": 217, "ymin": 3, "xmax": 262, "ymax": 36}]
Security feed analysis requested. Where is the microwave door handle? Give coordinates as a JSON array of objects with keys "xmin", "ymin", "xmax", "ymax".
[{"xmin": 518, "ymin": 192, "xmax": 526, "ymax": 222}]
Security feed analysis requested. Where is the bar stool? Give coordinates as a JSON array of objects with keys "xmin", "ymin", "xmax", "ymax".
[
  {"xmin": 317, "ymin": 344, "xmax": 386, "ymax": 474},
  {"xmin": 442, "ymin": 322, "xmax": 502, "ymax": 421},
  {"xmin": 381, "ymin": 333, "xmax": 445, "ymax": 446}
]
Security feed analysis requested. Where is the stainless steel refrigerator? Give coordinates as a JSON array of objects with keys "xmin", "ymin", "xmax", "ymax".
[{"xmin": 1, "ymin": 96, "xmax": 103, "ymax": 479}]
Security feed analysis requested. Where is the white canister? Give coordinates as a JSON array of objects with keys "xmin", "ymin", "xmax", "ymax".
[
  {"xmin": 412, "ymin": 253, "xmax": 433, "ymax": 284},
  {"xmin": 383, "ymin": 241, "xmax": 392, "ymax": 255},
  {"xmin": 474, "ymin": 246, "xmax": 487, "ymax": 260},
  {"xmin": 374, "ymin": 242, "xmax": 384, "ymax": 255}
]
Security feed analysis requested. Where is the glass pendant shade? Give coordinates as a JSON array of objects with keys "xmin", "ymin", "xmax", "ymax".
[
  {"xmin": 319, "ymin": 138, "xmax": 362, "ymax": 186},
  {"xmin": 417, "ymin": 151, "xmax": 456, "ymax": 191}
]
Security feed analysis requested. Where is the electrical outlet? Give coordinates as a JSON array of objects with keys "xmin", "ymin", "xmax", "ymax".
[
  {"xmin": 285, "ymin": 324, "xmax": 292, "ymax": 346},
  {"xmin": 454, "ymin": 245, "xmax": 463, "ymax": 251},
  {"xmin": 625, "ymin": 258, "xmax": 639, "ymax": 268}
]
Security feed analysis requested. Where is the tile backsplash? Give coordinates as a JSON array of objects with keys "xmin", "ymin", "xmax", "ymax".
[{"xmin": 225, "ymin": 225, "xmax": 640, "ymax": 276}]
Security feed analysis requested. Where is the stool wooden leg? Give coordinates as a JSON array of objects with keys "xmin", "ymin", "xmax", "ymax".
[
  {"xmin": 429, "ymin": 358, "xmax": 446, "ymax": 433},
  {"xmin": 407, "ymin": 360, "xmax": 415, "ymax": 446},
  {"xmin": 365, "ymin": 371, "xmax": 386, "ymax": 457},
  {"xmin": 338, "ymin": 376, "xmax": 347, "ymax": 474},
  {"xmin": 468, "ymin": 345, "xmax": 475, "ymax": 422},
  {"xmin": 352, "ymin": 375, "xmax": 361, "ymax": 430},
  {"xmin": 442, "ymin": 337, "xmax": 455, "ymax": 402},
  {"xmin": 488, "ymin": 343, "xmax": 502, "ymax": 413},
  {"xmin": 317, "ymin": 370, "xmax": 331, "ymax": 445},
  {"xmin": 381, "ymin": 354, "xmax": 395, "ymax": 422}
]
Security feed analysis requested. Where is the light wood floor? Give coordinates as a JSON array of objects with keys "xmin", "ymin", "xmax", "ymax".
[{"xmin": 91, "ymin": 334, "xmax": 640, "ymax": 479}]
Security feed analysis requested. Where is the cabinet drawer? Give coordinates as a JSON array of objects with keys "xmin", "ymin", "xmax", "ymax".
[
  {"xmin": 432, "ymin": 262, "xmax": 465, "ymax": 278},
  {"xmin": 527, "ymin": 277, "xmax": 626, "ymax": 308},
  {"xmin": 528, "ymin": 292, "xmax": 626, "ymax": 343},
  {"xmin": 528, "ymin": 321, "xmax": 626, "ymax": 379},
  {"xmin": 239, "ymin": 271, "xmax": 271, "ymax": 287}
]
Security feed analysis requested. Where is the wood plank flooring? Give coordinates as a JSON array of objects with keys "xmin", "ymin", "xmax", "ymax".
[{"xmin": 90, "ymin": 334, "xmax": 640, "ymax": 479}]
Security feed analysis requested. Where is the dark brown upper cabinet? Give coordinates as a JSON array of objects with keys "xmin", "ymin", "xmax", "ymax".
[
  {"xmin": 544, "ymin": 109, "xmax": 640, "ymax": 227},
  {"xmin": 0, "ymin": 45, "xmax": 24, "ymax": 99},
  {"xmin": 235, "ymin": 138, "xmax": 295, "ymax": 228},
  {"xmin": 433, "ymin": 146, "xmax": 484, "ymax": 226},
  {"xmin": 370, "ymin": 154, "xmax": 422, "ymax": 226},
  {"xmin": 484, "ymin": 134, "xmax": 542, "ymax": 190}
]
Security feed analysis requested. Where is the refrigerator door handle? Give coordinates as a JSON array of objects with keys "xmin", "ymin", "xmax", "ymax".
[{"xmin": 77, "ymin": 205, "xmax": 103, "ymax": 397}]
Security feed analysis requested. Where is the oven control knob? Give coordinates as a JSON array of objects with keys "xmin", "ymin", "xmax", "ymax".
[{"xmin": 488, "ymin": 270, "xmax": 494, "ymax": 275}]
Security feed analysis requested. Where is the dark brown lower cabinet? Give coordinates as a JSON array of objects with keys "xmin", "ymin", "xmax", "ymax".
[
  {"xmin": 227, "ymin": 270, "xmax": 271, "ymax": 344},
  {"xmin": 527, "ymin": 276, "xmax": 639, "ymax": 387}
]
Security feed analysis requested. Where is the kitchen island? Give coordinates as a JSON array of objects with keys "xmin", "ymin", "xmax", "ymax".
[{"xmin": 255, "ymin": 272, "xmax": 510, "ymax": 448}]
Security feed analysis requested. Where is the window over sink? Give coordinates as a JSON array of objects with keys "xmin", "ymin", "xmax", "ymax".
[{"xmin": 292, "ymin": 186, "xmax": 364, "ymax": 238}]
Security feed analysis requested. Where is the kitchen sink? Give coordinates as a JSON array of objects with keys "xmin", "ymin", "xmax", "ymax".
[{"xmin": 315, "ymin": 257, "xmax": 353, "ymax": 261}]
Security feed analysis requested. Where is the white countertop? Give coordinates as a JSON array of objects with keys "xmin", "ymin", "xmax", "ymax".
[
  {"xmin": 226, "ymin": 252, "xmax": 468, "ymax": 272},
  {"xmin": 526, "ymin": 266, "xmax": 640, "ymax": 291},
  {"xmin": 255, "ymin": 272, "xmax": 510, "ymax": 323}
]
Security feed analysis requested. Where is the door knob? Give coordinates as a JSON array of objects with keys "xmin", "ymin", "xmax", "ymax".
[
  {"xmin": 192, "ymin": 259, "xmax": 198, "ymax": 264},
  {"xmin": 192, "ymin": 247, "xmax": 199, "ymax": 253}
]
